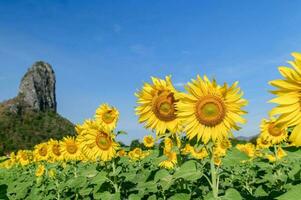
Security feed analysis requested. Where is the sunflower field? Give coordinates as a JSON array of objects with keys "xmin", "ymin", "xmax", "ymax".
[{"xmin": 1, "ymin": 52, "xmax": 301, "ymax": 200}]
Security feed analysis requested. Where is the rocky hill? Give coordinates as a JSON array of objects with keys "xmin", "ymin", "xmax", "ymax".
[{"xmin": 0, "ymin": 61, "xmax": 75, "ymax": 155}]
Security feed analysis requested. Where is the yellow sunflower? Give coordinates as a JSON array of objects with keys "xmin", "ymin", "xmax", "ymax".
[
  {"xmin": 75, "ymin": 119, "xmax": 95, "ymax": 135},
  {"xmin": 181, "ymin": 144, "xmax": 193, "ymax": 155},
  {"xmin": 95, "ymin": 104, "xmax": 119, "ymax": 131},
  {"xmin": 214, "ymin": 156, "xmax": 222, "ymax": 166},
  {"xmin": 214, "ymin": 138, "xmax": 232, "ymax": 157},
  {"xmin": 77, "ymin": 121, "xmax": 118, "ymax": 161},
  {"xmin": 128, "ymin": 148, "xmax": 148, "ymax": 161},
  {"xmin": 164, "ymin": 137, "xmax": 173, "ymax": 152},
  {"xmin": 48, "ymin": 169, "xmax": 56, "ymax": 179},
  {"xmin": 176, "ymin": 75, "xmax": 247, "ymax": 144},
  {"xmin": 191, "ymin": 147, "xmax": 208, "ymax": 160},
  {"xmin": 269, "ymin": 52, "xmax": 301, "ymax": 145},
  {"xmin": 143, "ymin": 135, "xmax": 155, "ymax": 148},
  {"xmin": 35, "ymin": 164, "xmax": 45, "ymax": 177},
  {"xmin": 256, "ymin": 137, "xmax": 271, "ymax": 149},
  {"xmin": 259, "ymin": 118, "xmax": 287, "ymax": 145},
  {"xmin": 33, "ymin": 143, "xmax": 49, "ymax": 161},
  {"xmin": 47, "ymin": 139, "xmax": 62, "ymax": 162},
  {"xmin": 159, "ymin": 149, "xmax": 177, "ymax": 169},
  {"xmin": 135, "ymin": 76, "xmax": 182, "ymax": 136},
  {"xmin": 277, "ymin": 147, "xmax": 287, "ymax": 159},
  {"xmin": 117, "ymin": 149, "xmax": 127, "ymax": 157},
  {"xmin": 16, "ymin": 150, "xmax": 32, "ymax": 166},
  {"xmin": 236, "ymin": 143, "xmax": 255, "ymax": 158},
  {"xmin": 60, "ymin": 136, "xmax": 81, "ymax": 161},
  {"xmin": 266, "ymin": 154, "xmax": 276, "ymax": 163}
]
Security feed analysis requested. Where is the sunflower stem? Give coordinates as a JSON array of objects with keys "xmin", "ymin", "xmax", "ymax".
[
  {"xmin": 112, "ymin": 160, "xmax": 119, "ymax": 192},
  {"xmin": 274, "ymin": 145, "xmax": 278, "ymax": 161},
  {"xmin": 209, "ymin": 145, "xmax": 219, "ymax": 199},
  {"xmin": 55, "ymin": 180, "xmax": 60, "ymax": 200}
]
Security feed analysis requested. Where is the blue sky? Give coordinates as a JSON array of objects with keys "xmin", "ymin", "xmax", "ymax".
[{"xmin": 0, "ymin": 0, "xmax": 301, "ymax": 144}]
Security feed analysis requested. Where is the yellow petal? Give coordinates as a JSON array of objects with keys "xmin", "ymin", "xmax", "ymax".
[{"xmin": 289, "ymin": 123, "xmax": 301, "ymax": 146}]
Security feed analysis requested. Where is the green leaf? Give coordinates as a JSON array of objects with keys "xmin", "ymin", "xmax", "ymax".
[
  {"xmin": 222, "ymin": 148, "xmax": 249, "ymax": 166},
  {"xmin": 254, "ymin": 185, "xmax": 268, "ymax": 197},
  {"xmin": 276, "ymin": 184, "xmax": 301, "ymax": 200},
  {"xmin": 154, "ymin": 169, "xmax": 170, "ymax": 182},
  {"xmin": 109, "ymin": 166, "xmax": 122, "ymax": 176},
  {"xmin": 173, "ymin": 160, "xmax": 202, "ymax": 181},
  {"xmin": 65, "ymin": 176, "xmax": 87, "ymax": 189},
  {"xmin": 147, "ymin": 195, "xmax": 157, "ymax": 200},
  {"xmin": 168, "ymin": 193, "xmax": 190, "ymax": 200},
  {"xmin": 90, "ymin": 171, "xmax": 107, "ymax": 185},
  {"xmin": 128, "ymin": 193, "xmax": 142, "ymax": 200},
  {"xmin": 136, "ymin": 181, "xmax": 157, "ymax": 193},
  {"xmin": 222, "ymin": 188, "xmax": 242, "ymax": 200},
  {"xmin": 79, "ymin": 187, "xmax": 93, "ymax": 196},
  {"xmin": 80, "ymin": 169, "xmax": 98, "ymax": 178}
]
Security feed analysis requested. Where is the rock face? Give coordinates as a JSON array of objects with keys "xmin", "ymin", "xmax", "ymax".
[
  {"xmin": 0, "ymin": 61, "xmax": 75, "ymax": 155},
  {"xmin": 19, "ymin": 61, "xmax": 57, "ymax": 112}
]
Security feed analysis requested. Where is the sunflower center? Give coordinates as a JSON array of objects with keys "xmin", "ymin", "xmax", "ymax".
[
  {"xmin": 268, "ymin": 123, "xmax": 284, "ymax": 137},
  {"xmin": 195, "ymin": 95, "xmax": 226, "ymax": 126},
  {"xmin": 21, "ymin": 153, "xmax": 28, "ymax": 160},
  {"xmin": 52, "ymin": 145, "xmax": 61, "ymax": 156},
  {"xmin": 102, "ymin": 111, "xmax": 115, "ymax": 124},
  {"xmin": 146, "ymin": 137, "xmax": 153, "ymax": 144},
  {"xmin": 152, "ymin": 91, "xmax": 177, "ymax": 122},
  {"xmin": 66, "ymin": 142, "xmax": 78, "ymax": 154},
  {"xmin": 262, "ymin": 140, "xmax": 269, "ymax": 145},
  {"xmin": 39, "ymin": 147, "xmax": 48, "ymax": 157},
  {"xmin": 96, "ymin": 132, "xmax": 112, "ymax": 150}
]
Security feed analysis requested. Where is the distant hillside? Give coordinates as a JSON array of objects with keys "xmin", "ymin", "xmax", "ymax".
[{"xmin": 0, "ymin": 61, "xmax": 75, "ymax": 155}]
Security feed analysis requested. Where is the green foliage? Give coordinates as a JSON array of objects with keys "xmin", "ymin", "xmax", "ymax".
[
  {"xmin": 0, "ymin": 107, "xmax": 75, "ymax": 155},
  {"xmin": 1, "ymin": 147, "xmax": 301, "ymax": 199}
]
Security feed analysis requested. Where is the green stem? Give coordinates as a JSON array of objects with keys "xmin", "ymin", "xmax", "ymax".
[
  {"xmin": 55, "ymin": 180, "xmax": 60, "ymax": 200},
  {"xmin": 210, "ymin": 153, "xmax": 218, "ymax": 199},
  {"xmin": 274, "ymin": 145, "xmax": 278, "ymax": 161},
  {"xmin": 112, "ymin": 160, "xmax": 119, "ymax": 192}
]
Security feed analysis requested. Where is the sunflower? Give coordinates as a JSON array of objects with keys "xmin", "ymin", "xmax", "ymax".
[
  {"xmin": 143, "ymin": 135, "xmax": 155, "ymax": 148},
  {"xmin": 48, "ymin": 169, "xmax": 56, "ymax": 179},
  {"xmin": 117, "ymin": 149, "xmax": 127, "ymax": 157},
  {"xmin": 135, "ymin": 76, "xmax": 182, "ymax": 136},
  {"xmin": 176, "ymin": 75, "xmax": 247, "ymax": 144},
  {"xmin": 78, "ymin": 121, "xmax": 118, "ymax": 161},
  {"xmin": 269, "ymin": 52, "xmax": 301, "ymax": 145},
  {"xmin": 128, "ymin": 148, "xmax": 147, "ymax": 161},
  {"xmin": 95, "ymin": 104, "xmax": 119, "ymax": 131},
  {"xmin": 277, "ymin": 147, "xmax": 287, "ymax": 159},
  {"xmin": 236, "ymin": 143, "xmax": 255, "ymax": 158},
  {"xmin": 48, "ymin": 139, "xmax": 62, "ymax": 162},
  {"xmin": 214, "ymin": 156, "xmax": 222, "ymax": 166},
  {"xmin": 16, "ymin": 150, "xmax": 32, "ymax": 166},
  {"xmin": 181, "ymin": 144, "xmax": 193, "ymax": 155},
  {"xmin": 256, "ymin": 137, "xmax": 270, "ymax": 149},
  {"xmin": 35, "ymin": 164, "xmax": 45, "ymax": 177},
  {"xmin": 75, "ymin": 119, "xmax": 95, "ymax": 135},
  {"xmin": 159, "ymin": 149, "xmax": 177, "ymax": 169},
  {"xmin": 214, "ymin": 138, "xmax": 232, "ymax": 157},
  {"xmin": 33, "ymin": 143, "xmax": 49, "ymax": 161},
  {"xmin": 266, "ymin": 154, "xmax": 276, "ymax": 162},
  {"xmin": 259, "ymin": 118, "xmax": 287, "ymax": 145},
  {"xmin": 60, "ymin": 136, "xmax": 81, "ymax": 161},
  {"xmin": 191, "ymin": 147, "xmax": 208, "ymax": 160},
  {"xmin": 164, "ymin": 137, "xmax": 173, "ymax": 152}
]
